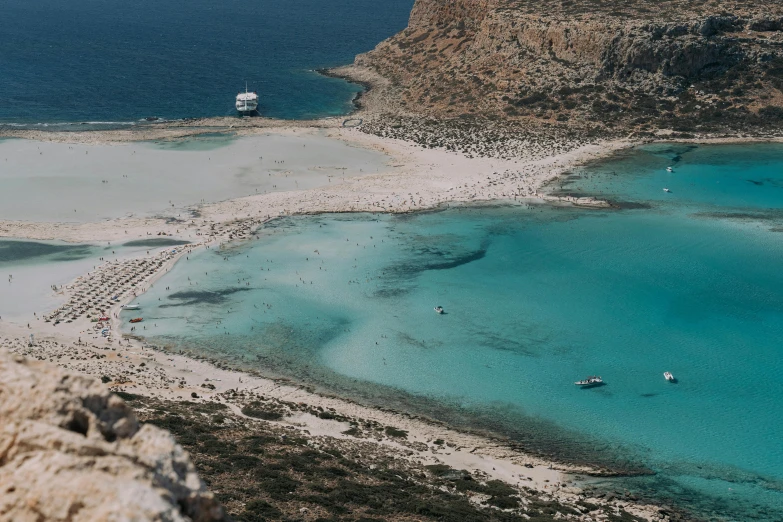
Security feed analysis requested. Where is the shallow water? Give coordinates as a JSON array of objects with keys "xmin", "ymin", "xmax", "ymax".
[
  {"xmin": 1, "ymin": 0, "xmax": 414, "ymax": 124},
  {"xmin": 128, "ymin": 143, "xmax": 783, "ymax": 520},
  {"xmin": 556, "ymin": 142, "xmax": 783, "ymax": 212},
  {"xmin": 0, "ymin": 134, "xmax": 387, "ymax": 222}
]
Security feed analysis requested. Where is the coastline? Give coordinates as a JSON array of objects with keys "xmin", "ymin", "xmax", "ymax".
[
  {"xmin": 1, "ymin": 121, "xmax": 763, "ymax": 521},
  {"xmin": 316, "ymin": 67, "xmax": 374, "ymax": 114},
  {"xmin": 6, "ymin": 0, "xmax": 782, "ymax": 515}
]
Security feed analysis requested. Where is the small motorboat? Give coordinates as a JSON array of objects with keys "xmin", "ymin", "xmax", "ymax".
[
  {"xmin": 575, "ymin": 376, "xmax": 604, "ymax": 387},
  {"xmin": 123, "ymin": 304, "xmax": 141, "ymax": 310},
  {"xmin": 663, "ymin": 188, "xmax": 671, "ymax": 193},
  {"xmin": 434, "ymin": 306, "xmax": 444, "ymax": 314},
  {"xmin": 664, "ymin": 371, "xmax": 676, "ymax": 382},
  {"xmin": 666, "ymin": 167, "xmax": 674, "ymax": 172},
  {"xmin": 129, "ymin": 317, "xmax": 143, "ymax": 323}
]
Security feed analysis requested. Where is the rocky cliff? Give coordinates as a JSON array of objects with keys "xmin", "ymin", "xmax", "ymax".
[
  {"xmin": 350, "ymin": 0, "xmax": 783, "ymax": 135},
  {"xmin": 0, "ymin": 349, "xmax": 225, "ymax": 522}
]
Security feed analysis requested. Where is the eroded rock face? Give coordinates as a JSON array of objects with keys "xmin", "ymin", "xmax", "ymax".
[
  {"xmin": 353, "ymin": 0, "xmax": 783, "ymax": 133},
  {"xmin": 0, "ymin": 350, "xmax": 225, "ymax": 522}
]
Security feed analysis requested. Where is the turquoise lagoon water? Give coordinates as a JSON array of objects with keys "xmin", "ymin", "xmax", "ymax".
[
  {"xmin": 556, "ymin": 142, "xmax": 783, "ymax": 212},
  {"xmin": 126, "ymin": 144, "xmax": 783, "ymax": 520}
]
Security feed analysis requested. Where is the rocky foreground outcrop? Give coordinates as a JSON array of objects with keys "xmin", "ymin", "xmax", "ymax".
[
  {"xmin": 0, "ymin": 349, "xmax": 225, "ymax": 522},
  {"xmin": 346, "ymin": 0, "xmax": 783, "ymax": 136}
]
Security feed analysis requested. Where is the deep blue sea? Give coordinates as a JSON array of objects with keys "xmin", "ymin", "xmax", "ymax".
[
  {"xmin": 126, "ymin": 143, "xmax": 783, "ymax": 521},
  {"xmin": 0, "ymin": 0, "xmax": 413, "ymax": 124}
]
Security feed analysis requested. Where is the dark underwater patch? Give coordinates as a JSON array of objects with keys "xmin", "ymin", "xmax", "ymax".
[
  {"xmin": 254, "ymin": 316, "xmax": 353, "ymax": 360},
  {"xmin": 749, "ymin": 177, "xmax": 783, "ymax": 188},
  {"xmin": 388, "ymin": 241, "xmax": 490, "ymax": 279},
  {"xmin": 396, "ymin": 332, "xmax": 443, "ymax": 350},
  {"xmin": 159, "ymin": 287, "xmax": 252, "ymax": 307},
  {"xmin": 692, "ymin": 209, "xmax": 783, "ymax": 223},
  {"xmin": 149, "ymin": 133, "xmax": 236, "ymax": 151},
  {"xmin": 471, "ymin": 328, "xmax": 554, "ymax": 358},
  {"xmin": 0, "ymin": 240, "xmax": 93, "ymax": 264},
  {"xmin": 372, "ymin": 286, "xmax": 411, "ymax": 299},
  {"xmin": 424, "ymin": 247, "xmax": 487, "ymax": 270},
  {"xmin": 262, "ymin": 216, "xmax": 310, "ymax": 231},
  {"xmin": 122, "ymin": 238, "xmax": 191, "ymax": 248},
  {"xmin": 645, "ymin": 144, "xmax": 699, "ymax": 160},
  {"xmin": 549, "ymin": 189, "xmax": 593, "ymax": 199},
  {"xmin": 606, "ymin": 200, "xmax": 653, "ymax": 210}
]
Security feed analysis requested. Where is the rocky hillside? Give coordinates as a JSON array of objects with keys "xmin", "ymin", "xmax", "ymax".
[
  {"xmin": 347, "ymin": 0, "xmax": 783, "ymax": 137},
  {"xmin": 0, "ymin": 349, "xmax": 225, "ymax": 522}
]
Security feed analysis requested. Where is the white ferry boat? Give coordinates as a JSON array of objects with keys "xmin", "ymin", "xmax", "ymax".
[{"xmin": 236, "ymin": 83, "xmax": 258, "ymax": 115}]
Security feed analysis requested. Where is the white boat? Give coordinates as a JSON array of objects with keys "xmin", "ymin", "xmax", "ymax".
[
  {"xmin": 236, "ymin": 83, "xmax": 259, "ymax": 115},
  {"xmin": 122, "ymin": 304, "xmax": 141, "ymax": 310},
  {"xmin": 663, "ymin": 188, "xmax": 671, "ymax": 193},
  {"xmin": 664, "ymin": 371, "xmax": 675, "ymax": 382},
  {"xmin": 575, "ymin": 376, "xmax": 604, "ymax": 387},
  {"xmin": 434, "ymin": 306, "xmax": 444, "ymax": 314},
  {"xmin": 666, "ymin": 167, "xmax": 674, "ymax": 172}
]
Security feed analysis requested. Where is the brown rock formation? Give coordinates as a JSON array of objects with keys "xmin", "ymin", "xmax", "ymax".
[
  {"xmin": 0, "ymin": 349, "xmax": 225, "ymax": 522},
  {"xmin": 347, "ymin": 0, "xmax": 783, "ymax": 135}
]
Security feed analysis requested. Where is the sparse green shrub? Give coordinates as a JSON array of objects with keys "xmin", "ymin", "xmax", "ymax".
[
  {"xmin": 113, "ymin": 391, "xmax": 140, "ymax": 401},
  {"xmin": 384, "ymin": 426, "xmax": 408, "ymax": 438},
  {"xmin": 241, "ymin": 401, "xmax": 284, "ymax": 421},
  {"xmin": 239, "ymin": 499, "xmax": 281, "ymax": 521}
]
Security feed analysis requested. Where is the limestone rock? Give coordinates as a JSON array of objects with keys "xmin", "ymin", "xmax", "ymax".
[
  {"xmin": 347, "ymin": 0, "xmax": 783, "ymax": 133},
  {"xmin": 0, "ymin": 350, "xmax": 225, "ymax": 522}
]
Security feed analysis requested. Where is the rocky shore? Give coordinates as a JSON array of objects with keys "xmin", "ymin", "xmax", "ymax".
[{"xmin": 0, "ymin": 349, "xmax": 225, "ymax": 522}]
